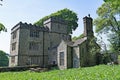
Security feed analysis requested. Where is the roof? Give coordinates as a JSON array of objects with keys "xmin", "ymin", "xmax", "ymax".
[
  {"xmin": 64, "ymin": 40, "xmax": 74, "ymax": 47},
  {"xmin": 61, "ymin": 37, "xmax": 87, "ymax": 47},
  {"xmin": 73, "ymin": 37, "xmax": 87, "ymax": 46}
]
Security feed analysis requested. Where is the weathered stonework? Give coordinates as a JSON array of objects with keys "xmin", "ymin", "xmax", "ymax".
[
  {"xmin": 9, "ymin": 15, "xmax": 100, "ymax": 70},
  {"xmin": 9, "ymin": 17, "xmax": 70, "ymax": 67},
  {"xmin": 57, "ymin": 16, "xmax": 100, "ymax": 70}
]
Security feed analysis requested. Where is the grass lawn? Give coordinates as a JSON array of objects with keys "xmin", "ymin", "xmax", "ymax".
[{"xmin": 0, "ymin": 65, "xmax": 120, "ymax": 80}]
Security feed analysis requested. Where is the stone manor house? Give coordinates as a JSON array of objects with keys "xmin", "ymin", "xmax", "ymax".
[{"xmin": 9, "ymin": 15, "xmax": 100, "ymax": 69}]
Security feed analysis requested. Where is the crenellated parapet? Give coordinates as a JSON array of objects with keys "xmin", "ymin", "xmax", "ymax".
[
  {"xmin": 11, "ymin": 22, "xmax": 49, "ymax": 33},
  {"xmin": 44, "ymin": 17, "xmax": 68, "ymax": 25}
]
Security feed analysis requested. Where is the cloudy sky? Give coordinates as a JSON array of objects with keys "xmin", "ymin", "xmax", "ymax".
[{"xmin": 0, "ymin": 0, "xmax": 103, "ymax": 53}]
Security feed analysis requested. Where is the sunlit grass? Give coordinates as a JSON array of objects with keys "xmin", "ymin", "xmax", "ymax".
[{"xmin": 0, "ymin": 65, "xmax": 120, "ymax": 80}]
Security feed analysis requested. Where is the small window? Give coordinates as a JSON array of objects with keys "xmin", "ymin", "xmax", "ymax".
[
  {"xmin": 12, "ymin": 31, "xmax": 17, "ymax": 39},
  {"xmin": 29, "ymin": 42, "xmax": 39, "ymax": 50},
  {"xmin": 60, "ymin": 52, "xmax": 64, "ymax": 66},
  {"xmin": 30, "ymin": 30, "xmax": 39, "ymax": 38},
  {"xmin": 12, "ymin": 42, "xmax": 16, "ymax": 51},
  {"xmin": 58, "ymin": 24, "xmax": 60, "ymax": 29},
  {"xmin": 11, "ymin": 56, "xmax": 15, "ymax": 63}
]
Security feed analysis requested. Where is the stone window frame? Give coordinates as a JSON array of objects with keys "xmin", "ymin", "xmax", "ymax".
[
  {"xmin": 30, "ymin": 30, "xmax": 39, "ymax": 38},
  {"xmin": 11, "ymin": 56, "xmax": 15, "ymax": 63},
  {"xmin": 59, "ymin": 52, "xmax": 64, "ymax": 66},
  {"xmin": 12, "ymin": 42, "xmax": 16, "ymax": 51},
  {"xmin": 12, "ymin": 30, "xmax": 17, "ymax": 39}
]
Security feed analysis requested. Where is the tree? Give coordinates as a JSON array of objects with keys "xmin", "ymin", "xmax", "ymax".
[
  {"xmin": 0, "ymin": 23, "xmax": 6, "ymax": 32},
  {"xmin": 34, "ymin": 8, "xmax": 78, "ymax": 34},
  {"xmin": 0, "ymin": 0, "xmax": 6, "ymax": 32},
  {"xmin": 0, "ymin": 0, "xmax": 2, "ymax": 6},
  {"xmin": 94, "ymin": 0, "xmax": 120, "ymax": 53},
  {"xmin": 72, "ymin": 34, "xmax": 84, "ymax": 41},
  {"xmin": 0, "ymin": 50, "xmax": 9, "ymax": 67}
]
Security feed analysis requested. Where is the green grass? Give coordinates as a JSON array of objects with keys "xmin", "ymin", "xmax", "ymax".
[{"xmin": 0, "ymin": 65, "xmax": 120, "ymax": 80}]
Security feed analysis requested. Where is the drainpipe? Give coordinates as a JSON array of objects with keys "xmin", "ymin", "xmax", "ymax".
[{"xmin": 43, "ymin": 31, "xmax": 45, "ymax": 67}]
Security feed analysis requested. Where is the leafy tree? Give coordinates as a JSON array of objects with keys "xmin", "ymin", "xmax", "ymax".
[
  {"xmin": 0, "ymin": 50, "xmax": 9, "ymax": 67},
  {"xmin": 0, "ymin": 23, "xmax": 6, "ymax": 32},
  {"xmin": 0, "ymin": 0, "xmax": 6, "ymax": 32},
  {"xmin": 94, "ymin": 0, "xmax": 120, "ymax": 53},
  {"xmin": 34, "ymin": 8, "xmax": 78, "ymax": 34},
  {"xmin": 72, "ymin": 34, "xmax": 84, "ymax": 41},
  {"xmin": 89, "ymin": 38, "xmax": 100, "ymax": 54},
  {"xmin": 0, "ymin": 0, "xmax": 3, "ymax": 6}
]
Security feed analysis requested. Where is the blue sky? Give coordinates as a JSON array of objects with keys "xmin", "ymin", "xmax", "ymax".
[{"xmin": 0, "ymin": 0, "xmax": 103, "ymax": 53}]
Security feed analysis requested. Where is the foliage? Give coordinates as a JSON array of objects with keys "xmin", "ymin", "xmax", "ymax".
[
  {"xmin": 0, "ymin": 23, "xmax": 6, "ymax": 32},
  {"xmin": 0, "ymin": 50, "xmax": 9, "ymax": 67},
  {"xmin": 0, "ymin": 0, "xmax": 3, "ymax": 6},
  {"xmin": 0, "ymin": 1, "xmax": 6, "ymax": 32},
  {"xmin": 94, "ymin": 0, "xmax": 120, "ymax": 53},
  {"xmin": 72, "ymin": 34, "xmax": 84, "ymax": 41},
  {"xmin": 94, "ymin": 0, "xmax": 120, "ymax": 33},
  {"xmin": 89, "ymin": 37, "xmax": 100, "ymax": 55},
  {"xmin": 0, "ymin": 65, "xmax": 120, "ymax": 80},
  {"xmin": 34, "ymin": 8, "xmax": 78, "ymax": 34},
  {"xmin": 101, "ymin": 51, "xmax": 111, "ymax": 64},
  {"xmin": 108, "ymin": 33, "xmax": 120, "ymax": 53}
]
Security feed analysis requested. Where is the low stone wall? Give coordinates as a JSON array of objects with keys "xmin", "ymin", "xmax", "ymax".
[{"xmin": 0, "ymin": 65, "xmax": 40, "ymax": 72}]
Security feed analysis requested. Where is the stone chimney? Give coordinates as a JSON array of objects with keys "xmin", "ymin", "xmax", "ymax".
[{"xmin": 83, "ymin": 14, "xmax": 93, "ymax": 37}]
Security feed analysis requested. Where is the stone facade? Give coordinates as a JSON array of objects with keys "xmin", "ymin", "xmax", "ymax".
[
  {"xmin": 57, "ymin": 16, "xmax": 100, "ymax": 70},
  {"xmin": 9, "ymin": 17, "xmax": 71, "ymax": 67},
  {"xmin": 57, "ymin": 40, "xmax": 73, "ymax": 69},
  {"xmin": 9, "ymin": 15, "xmax": 100, "ymax": 69}
]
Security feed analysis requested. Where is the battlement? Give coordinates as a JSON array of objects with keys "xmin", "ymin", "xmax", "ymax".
[
  {"xmin": 11, "ymin": 22, "xmax": 49, "ymax": 33},
  {"xmin": 43, "ymin": 17, "xmax": 68, "ymax": 34},
  {"xmin": 43, "ymin": 17, "xmax": 68, "ymax": 25}
]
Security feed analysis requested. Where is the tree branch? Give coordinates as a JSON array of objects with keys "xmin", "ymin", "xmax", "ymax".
[
  {"xmin": 112, "ymin": 15, "xmax": 120, "ymax": 30},
  {"xmin": 109, "ymin": 20, "xmax": 118, "ymax": 33}
]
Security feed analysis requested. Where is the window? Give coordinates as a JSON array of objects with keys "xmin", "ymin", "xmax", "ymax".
[
  {"xmin": 12, "ymin": 42, "xmax": 16, "ymax": 51},
  {"xmin": 60, "ymin": 52, "xmax": 64, "ymax": 66},
  {"xmin": 58, "ymin": 24, "xmax": 60, "ymax": 29},
  {"xmin": 29, "ymin": 42, "xmax": 39, "ymax": 50},
  {"xmin": 11, "ymin": 56, "xmax": 15, "ymax": 63},
  {"xmin": 30, "ymin": 30, "xmax": 39, "ymax": 38},
  {"xmin": 12, "ymin": 31, "xmax": 17, "ymax": 39}
]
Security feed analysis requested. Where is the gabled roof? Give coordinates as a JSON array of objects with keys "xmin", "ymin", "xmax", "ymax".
[
  {"xmin": 64, "ymin": 40, "xmax": 74, "ymax": 47},
  {"xmin": 73, "ymin": 37, "xmax": 87, "ymax": 46},
  {"xmin": 60, "ymin": 37, "xmax": 87, "ymax": 47}
]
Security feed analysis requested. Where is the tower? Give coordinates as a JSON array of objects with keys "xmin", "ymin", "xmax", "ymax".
[
  {"xmin": 43, "ymin": 17, "xmax": 71, "ymax": 65},
  {"xmin": 43, "ymin": 17, "xmax": 68, "ymax": 34}
]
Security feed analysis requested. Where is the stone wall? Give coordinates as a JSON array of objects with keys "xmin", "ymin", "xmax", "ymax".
[
  {"xmin": 44, "ymin": 17, "xmax": 68, "ymax": 34},
  {"xmin": 67, "ymin": 46, "xmax": 72, "ymax": 68},
  {"xmin": 0, "ymin": 65, "xmax": 40, "ymax": 72},
  {"xmin": 9, "ymin": 27, "xmax": 20, "ymax": 66},
  {"xmin": 73, "ymin": 46, "xmax": 80, "ymax": 68},
  {"xmin": 9, "ymin": 17, "xmax": 70, "ymax": 67},
  {"xmin": 57, "ymin": 41, "xmax": 67, "ymax": 70}
]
